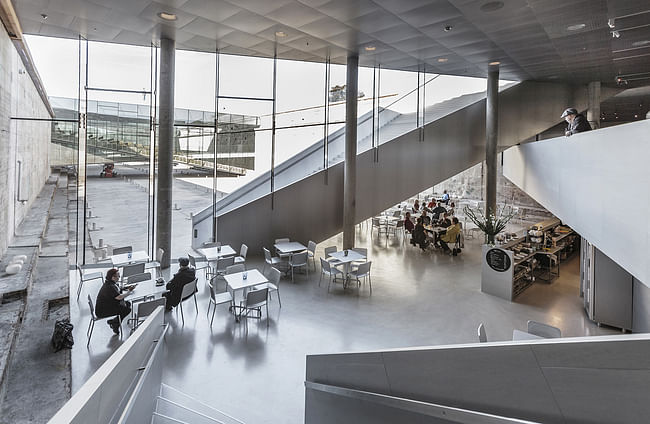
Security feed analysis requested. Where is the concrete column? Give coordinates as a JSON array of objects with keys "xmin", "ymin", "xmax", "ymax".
[
  {"xmin": 343, "ymin": 54, "xmax": 358, "ymax": 250},
  {"xmin": 485, "ymin": 63, "xmax": 499, "ymax": 218},
  {"xmin": 156, "ymin": 38, "xmax": 175, "ymax": 268},
  {"xmin": 587, "ymin": 81, "xmax": 601, "ymax": 129}
]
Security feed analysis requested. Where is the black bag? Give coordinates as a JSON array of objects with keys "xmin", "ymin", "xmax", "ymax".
[{"xmin": 51, "ymin": 319, "xmax": 74, "ymax": 351}]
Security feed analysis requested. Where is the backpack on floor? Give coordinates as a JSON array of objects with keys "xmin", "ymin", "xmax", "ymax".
[{"xmin": 51, "ymin": 319, "xmax": 74, "ymax": 352}]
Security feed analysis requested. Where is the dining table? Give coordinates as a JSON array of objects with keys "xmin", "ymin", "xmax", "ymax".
[
  {"xmin": 199, "ymin": 245, "xmax": 237, "ymax": 261},
  {"xmin": 327, "ymin": 250, "xmax": 366, "ymax": 287},
  {"xmin": 274, "ymin": 241, "xmax": 307, "ymax": 256},
  {"xmin": 224, "ymin": 269, "xmax": 268, "ymax": 322}
]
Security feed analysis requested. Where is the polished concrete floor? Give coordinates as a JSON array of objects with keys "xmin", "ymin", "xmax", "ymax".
[{"xmin": 70, "ymin": 221, "xmax": 617, "ymax": 424}]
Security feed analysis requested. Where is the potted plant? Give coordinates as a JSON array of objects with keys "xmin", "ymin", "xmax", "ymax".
[{"xmin": 463, "ymin": 206, "xmax": 514, "ymax": 245}]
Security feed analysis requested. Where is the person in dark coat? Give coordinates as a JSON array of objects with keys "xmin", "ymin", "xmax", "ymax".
[
  {"xmin": 95, "ymin": 268, "xmax": 133, "ymax": 334},
  {"xmin": 404, "ymin": 212, "xmax": 415, "ymax": 233},
  {"xmin": 162, "ymin": 257, "xmax": 197, "ymax": 310},
  {"xmin": 410, "ymin": 218, "xmax": 429, "ymax": 251},
  {"xmin": 561, "ymin": 108, "xmax": 592, "ymax": 136}
]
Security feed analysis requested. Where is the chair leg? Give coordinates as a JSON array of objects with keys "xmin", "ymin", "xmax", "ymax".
[
  {"xmin": 210, "ymin": 302, "xmax": 217, "ymax": 327},
  {"xmin": 266, "ymin": 303, "xmax": 269, "ymax": 327},
  {"xmin": 193, "ymin": 293, "xmax": 198, "ymax": 311},
  {"xmin": 206, "ymin": 301, "xmax": 212, "ymax": 317},
  {"xmin": 77, "ymin": 280, "xmax": 83, "ymax": 300},
  {"xmin": 369, "ymin": 275, "xmax": 372, "ymax": 293},
  {"xmin": 87, "ymin": 320, "xmax": 94, "ymax": 347},
  {"xmin": 319, "ymin": 270, "xmax": 323, "ymax": 287},
  {"xmin": 277, "ymin": 289, "xmax": 281, "ymax": 308},
  {"xmin": 291, "ymin": 266, "xmax": 295, "ymax": 283},
  {"xmin": 180, "ymin": 301, "xmax": 185, "ymax": 325}
]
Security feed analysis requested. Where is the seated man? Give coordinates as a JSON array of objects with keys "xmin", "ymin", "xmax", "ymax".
[
  {"xmin": 441, "ymin": 190, "xmax": 450, "ymax": 205},
  {"xmin": 438, "ymin": 217, "xmax": 461, "ymax": 254},
  {"xmin": 96, "ymin": 268, "xmax": 133, "ymax": 334},
  {"xmin": 404, "ymin": 212, "xmax": 414, "ymax": 233},
  {"xmin": 421, "ymin": 210, "xmax": 431, "ymax": 226},
  {"xmin": 431, "ymin": 202, "xmax": 447, "ymax": 221},
  {"xmin": 438, "ymin": 213, "xmax": 452, "ymax": 228},
  {"xmin": 410, "ymin": 218, "xmax": 429, "ymax": 251},
  {"xmin": 163, "ymin": 257, "xmax": 197, "ymax": 310}
]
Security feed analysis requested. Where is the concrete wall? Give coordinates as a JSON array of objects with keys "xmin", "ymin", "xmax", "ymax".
[
  {"xmin": 305, "ymin": 334, "xmax": 650, "ymax": 424},
  {"xmin": 196, "ymin": 81, "xmax": 592, "ymax": 253},
  {"xmin": 503, "ymin": 120, "xmax": 650, "ymax": 287},
  {"xmin": 0, "ymin": 28, "xmax": 52, "ymax": 256}
]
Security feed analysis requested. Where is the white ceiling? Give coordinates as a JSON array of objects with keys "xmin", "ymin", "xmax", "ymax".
[{"xmin": 14, "ymin": 0, "xmax": 650, "ymax": 85}]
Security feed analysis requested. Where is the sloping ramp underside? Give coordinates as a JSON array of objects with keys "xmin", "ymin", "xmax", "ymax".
[
  {"xmin": 193, "ymin": 81, "xmax": 598, "ymax": 253},
  {"xmin": 503, "ymin": 120, "xmax": 650, "ymax": 287}
]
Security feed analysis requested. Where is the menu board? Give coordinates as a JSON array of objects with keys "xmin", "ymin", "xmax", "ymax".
[{"xmin": 486, "ymin": 248, "xmax": 511, "ymax": 272}]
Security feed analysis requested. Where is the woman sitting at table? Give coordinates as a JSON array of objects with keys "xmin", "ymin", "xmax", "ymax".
[
  {"xmin": 163, "ymin": 257, "xmax": 197, "ymax": 311},
  {"xmin": 412, "ymin": 199, "xmax": 420, "ymax": 213},
  {"xmin": 95, "ymin": 268, "xmax": 133, "ymax": 334},
  {"xmin": 448, "ymin": 202, "xmax": 456, "ymax": 216},
  {"xmin": 437, "ymin": 217, "xmax": 461, "ymax": 254},
  {"xmin": 421, "ymin": 210, "xmax": 431, "ymax": 226},
  {"xmin": 410, "ymin": 217, "xmax": 429, "ymax": 251},
  {"xmin": 404, "ymin": 212, "xmax": 415, "ymax": 233}
]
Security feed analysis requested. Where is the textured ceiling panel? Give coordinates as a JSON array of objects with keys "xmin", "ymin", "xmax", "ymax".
[{"xmin": 12, "ymin": 0, "xmax": 650, "ymax": 85}]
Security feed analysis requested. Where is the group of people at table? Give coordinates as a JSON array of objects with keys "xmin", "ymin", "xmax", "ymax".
[
  {"xmin": 403, "ymin": 191, "xmax": 462, "ymax": 254},
  {"xmin": 95, "ymin": 257, "xmax": 196, "ymax": 334}
]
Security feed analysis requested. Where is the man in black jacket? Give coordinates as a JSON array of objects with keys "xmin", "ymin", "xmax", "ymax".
[
  {"xmin": 561, "ymin": 108, "xmax": 592, "ymax": 136},
  {"xmin": 162, "ymin": 257, "xmax": 196, "ymax": 310}
]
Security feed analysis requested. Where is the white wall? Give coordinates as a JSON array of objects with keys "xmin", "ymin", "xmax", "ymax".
[
  {"xmin": 0, "ymin": 28, "xmax": 52, "ymax": 255},
  {"xmin": 503, "ymin": 120, "xmax": 650, "ymax": 287}
]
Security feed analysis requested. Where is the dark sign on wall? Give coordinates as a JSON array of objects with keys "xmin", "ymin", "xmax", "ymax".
[{"xmin": 486, "ymin": 248, "xmax": 511, "ymax": 272}]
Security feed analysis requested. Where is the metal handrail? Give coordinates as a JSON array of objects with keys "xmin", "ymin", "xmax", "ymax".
[{"xmin": 305, "ymin": 381, "xmax": 538, "ymax": 424}]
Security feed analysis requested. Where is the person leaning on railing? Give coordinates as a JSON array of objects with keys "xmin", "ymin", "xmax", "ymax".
[{"xmin": 561, "ymin": 108, "xmax": 592, "ymax": 137}]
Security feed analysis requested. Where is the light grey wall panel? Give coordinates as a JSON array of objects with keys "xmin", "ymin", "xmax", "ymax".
[
  {"xmin": 305, "ymin": 336, "xmax": 650, "ymax": 424},
  {"xmin": 593, "ymin": 248, "xmax": 633, "ymax": 330},
  {"xmin": 199, "ymin": 81, "xmax": 593, "ymax": 254},
  {"xmin": 632, "ymin": 278, "xmax": 650, "ymax": 332},
  {"xmin": 502, "ymin": 120, "xmax": 650, "ymax": 287}
]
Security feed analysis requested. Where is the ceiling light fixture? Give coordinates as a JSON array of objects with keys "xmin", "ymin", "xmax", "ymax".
[
  {"xmin": 480, "ymin": 1, "xmax": 504, "ymax": 12},
  {"xmin": 489, "ymin": 61, "xmax": 500, "ymax": 65},
  {"xmin": 275, "ymin": 31, "xmax": 287, "ymax": 37},
  {"xmin": 632, "ymin": 40, "xmax": 650, "ymax": 47},
  {"xmin": 437, "ymin": 58, "xmax": 448, "ymax": 63},
  {"xmin": 607, "ymin": 18, "xmax": 615, "ymax": 29},
  {"xmin": 40, "ymin": 13, "xmax": 48, "ymax": 20},
  {"xmin": 612, "ymin": 30, "xmax": 621, "ymax": 38},
  {"xmin": 365, "ymin": 45, "xmax": 376, "ymax": 51},
  {"xmin": 157, "ymin": 12, "xmax": 177, "ymax": 21},
  {"xmin": 567, "ymin": 23, "xmax": 586, "ymax": 31},
  {"xmin": 444, "ymin": 25, "xmax": 453, "ymax": 32}
]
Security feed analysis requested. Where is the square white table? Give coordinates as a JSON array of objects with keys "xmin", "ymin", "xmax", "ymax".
[
  {"xmin": 111, "ymin": 250, "xmax": 149, "ymax": 267},
  {"xmin": 224, "ymin": 269, "xmax": 268, "ymax": 322},
  {"xmin": 328, "ymin": 250, "xmax": 366, "ymax": 287},
  {"xmin": 199, "ymin": 245, "xmax": 236, "ymax": 261},
  {"xmin": 274, "ymin": 242, "xmax": 307, "ymax": 255}
]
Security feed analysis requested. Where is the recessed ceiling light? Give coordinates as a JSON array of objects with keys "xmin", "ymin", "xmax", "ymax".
[
  {"xmin": 489, "ymin": 61, "xmax": 500, "ymax": 65},
  {"xmin": 157, "ymin": 12, "xmax": 177, "ymax": 21},
  {"xmin": 567, "ymin": 23, "xmax": 586, "ymax": 31},
  {"xmin": 480, "ymin": 1, "xmax": 504, "ymax": 12},
  {"xmin": 40, "ymin": 13, "xmax": 48, "ymax": 20},
  {"xmin": 275, "ymin": 31, "xmax": 287, "ymax": 37},
  {"xmin": 437, "ymin": 58, "xmax": 448, "ymax": 63},
  {"xmin": 632, "ymin": 40, "xmax": 650, "ymax": 47},
  {"xmin": 365, "ymin": 45, "xmax": 376, "ymax": 51}
]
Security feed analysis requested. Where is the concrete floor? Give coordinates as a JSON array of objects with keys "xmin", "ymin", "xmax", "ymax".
[{"xmin": 69, "ymin": 187, "xmax": 617, "ymax": 423}]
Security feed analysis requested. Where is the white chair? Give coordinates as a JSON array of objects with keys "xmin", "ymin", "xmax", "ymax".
[
  {"xmin": 234, "ymin": 244, "xmax": 248, "ymax": 268},
  {"xmin": 207, "ymin": 280, "xmax": 233, "ymax": 327},
  {"xmin": 215, "ymin": 256, "xmax": 235, "ymax": 276},
  {"xmin": 188, "ymin": 253, "xmax": 210, "ymax": 282},
  {"xmin": 307, "ymin": 241, "xmax": 317, "ymax": 270},
  {"xmin": 256, "ymin": 267, "xmax": 281, "ymax": 307},
  {"xmin": 112, "ymin": 246, "xmax": 132, "ymax": 255},
  {"xmin": 323, "ymin": 246, "xmax": 341, "ymax": 267},
  {"xmin": 349, "ymin": 261, "xmax": 372, "ymax": 292},
  {"xmin": 320, "ymin": 258, "xmax": 344, "ymax": 291},
  {"xmin": 371, "ymin": 217, "xmax": 387, "ymax": 236},
  {"xmin": 87, "ymin": 294, "xmax": 121, "ymax": 346},
  {"xmin": 288, "ymin": 252, "xmax": 309, "ymax": 283},
  {"xmin": 351, "ymin": 247, "xmax": 368, "ymax": 266},
  {"xmin": 263, "ymin": 247, "xmax": 287, "ymax": 273},
  {"xmin": 527, "ymin": 320, "xmax": 562, "ymax": 338},
  {"xmin": 392, "ymin": 210, "xmax": 402, "ymax": 218},
  {"xmin": 395, "ymin": 220, "xmax": 405, "ymax": 241},
  {"xmin": 145, "ymin": 248, "xmax": 164, "ymax": 277},
  {"xmin": 478, "ymin": 323, "xmax": 487, "ymax": 343},
  {"xmin": 125, "ymin": 272, "xmax": 151, "ymax": 285},
  {"xmin": 178, "ymin": 279, "xmax": 199, "ymax": 325},
  {"xmin": 239, "ymin": 288, "xmax": 269, "ymax": 327},
  {"xmin": 133, "ymin": 297, "xmax": 166, "ymax": 330},
  {"xmin": 226, "ymin": 264, "xmax": 245, "ymax": 275},
  {"xmin": 76, "ymin": 265, "xmax": 103, "ymax": 300}
]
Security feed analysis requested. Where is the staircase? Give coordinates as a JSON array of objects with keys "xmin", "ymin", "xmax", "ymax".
[{"xmin": 152, "ymin": 384, "xmax": 244, "ymax": 424}]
